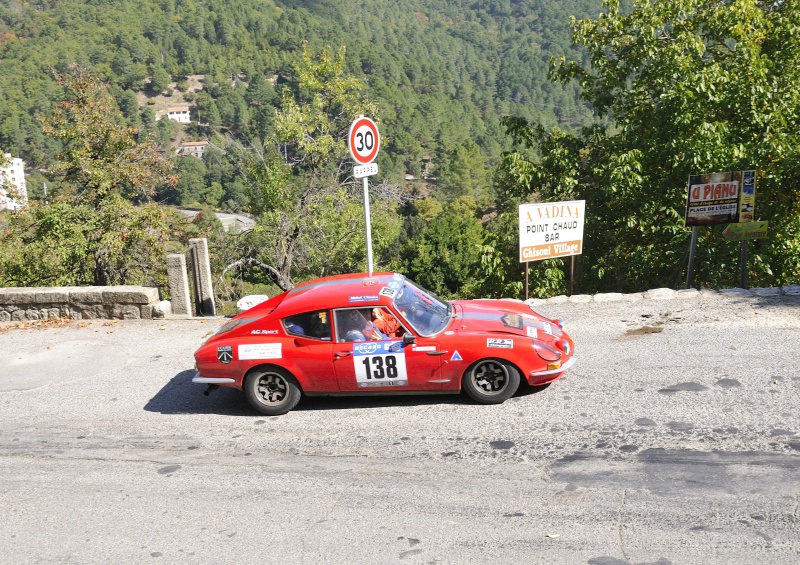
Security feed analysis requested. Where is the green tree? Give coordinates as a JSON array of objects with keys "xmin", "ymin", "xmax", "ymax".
[
  {"xmin": 401, "ymin": 196, "xmax": 486, "ymax": 298},
  {"xmin": 149, "ymin": 65, "xmax": 172, "ymax": 94},
  {"xmin": 196, "ymin": 92, "xmax": 221, "ymax": 127},
  {"xmin": 40, "ymin": 66, "xmax": 174, "ymax": 206},
  {"xmin": 117, "ymin": 89, "xmax": 140, "ymax": 121},
  {"xmin": 0, "ymin": 66, "xmax": 177, "ymax": 287},
  {"xmin": 437, "ymin": 138, "xmax": 491, "ymax": 207},
  {"xmin": 173, "ymin": 156, "xmax": 209, "ymax": 206},
  {"xmin": 140, "ymin": 106, "xmax": 156, "ymax": 133},
  {"xmin": 223, "ymin": 44, "xmax": 399, "ymax": 290},
  {"xmin": 155, "ymin": 115, "xmax": 176, "ymax": 147},
  {"xmin": 500, "ymin": 0, "xmax": 800, "ymax": 292}
]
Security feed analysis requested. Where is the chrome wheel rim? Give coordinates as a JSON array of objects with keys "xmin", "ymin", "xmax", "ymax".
[
  {"xmin": 471, "ymin": 360, "xmax": 509, "ymax": 396},
  {"xmin": 255, "ymin": 373, "xmax": 288, "ymax": 405}
]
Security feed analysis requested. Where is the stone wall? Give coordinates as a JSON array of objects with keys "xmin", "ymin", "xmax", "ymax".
[{"xmin": 0, "ymin": 286, "xmax": 162, "ymax": 322}]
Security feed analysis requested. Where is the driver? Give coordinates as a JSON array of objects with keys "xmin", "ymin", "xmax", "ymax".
[
  {"xmin": 372, "ymin": 308, "xmax": 403, "ymax": 338},
  {"xmin": 339, "ymin": 309, "xmax": 387, "ymax": 342}
]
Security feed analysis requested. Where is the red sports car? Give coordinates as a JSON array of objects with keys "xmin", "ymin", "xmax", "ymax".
[{"xmin": 193, "ymin": 272, "xmax": 575, "ymax": 415}]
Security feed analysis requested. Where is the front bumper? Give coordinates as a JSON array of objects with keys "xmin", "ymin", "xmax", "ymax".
[
  {"xmin": 192, "ymin": 371, "xmax": 235, "ymax": 385},
  {"xmin": 529, "ymin": 355, "xmax": 576, "ymax": 378}
]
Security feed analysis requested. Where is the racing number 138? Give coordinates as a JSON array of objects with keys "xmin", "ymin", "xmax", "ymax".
[{"xmin": 361, "ymin": 355, "xmax": 397, "ymax": 379}]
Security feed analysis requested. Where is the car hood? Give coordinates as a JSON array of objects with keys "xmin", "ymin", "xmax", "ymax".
[{"xmin": 453, "ymin": 299, "xmax": 564, "ymax": 340}]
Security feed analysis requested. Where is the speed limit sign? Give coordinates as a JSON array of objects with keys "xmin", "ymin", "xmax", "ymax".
[{"xmin": 348, "ymin": 116, "xmax": 380, "ymax": 165}]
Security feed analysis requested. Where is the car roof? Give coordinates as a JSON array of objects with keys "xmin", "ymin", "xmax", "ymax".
[{"xmin": 267, "ymin": 272, "xmax": 402, "ymax": 317}]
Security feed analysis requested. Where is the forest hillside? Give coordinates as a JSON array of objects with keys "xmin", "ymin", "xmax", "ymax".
[
  {"xmin": 0, "ymin": 0, "xmax": 597, "ymax": 200},
  {"xmin": 3, "ymin": 1, "xmax": 797, "ymax": 303}
]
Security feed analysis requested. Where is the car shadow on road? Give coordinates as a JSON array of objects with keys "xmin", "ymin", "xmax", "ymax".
[
  {"xmin": 145, "ymin": 370, "xmax": 550, "ymax": 416},
  {"xmin": 144, "ymin": 369, "xmax": 254, "ymax": 416}
]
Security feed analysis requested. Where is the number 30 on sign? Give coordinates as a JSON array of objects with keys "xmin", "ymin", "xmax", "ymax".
[{"xmin": 348, "ymin": 116, "xmax": 381, "ymax": 165}]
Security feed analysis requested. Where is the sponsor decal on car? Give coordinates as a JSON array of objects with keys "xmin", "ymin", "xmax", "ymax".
[
  {"xmin": 217, "ymin": 345, "xmax": 233, "ymax": 364},
  {"xmin": 250, "ymin": 329, "xmax": 279, "ymax": 335},
  {"xmin": 450, "ymin": 350, "xmax": 463, "ymax": 361},
  {"xmin": 379, "ymin": 286, "xmax": 397, "ymax": 298},
  {"xmin": 238, "ymin": 343, "xmax": 282, "ymax": 360},
  {"xmin": 412, "ymin": 345, "xmax": 436, "ymax": 352},
  {"xmin": 501, "ymin": 313, "xmax": 523, "ymax": 330},
  {"xmin": 354, "ymin": 342, "xmax": 382, "ymax": 355},
  {"xmin": 528, "ymin": 319, "xmax": 562, "ymax": 337},
  {"xmin": 487, "ymin": 338, "xmax": 513, "ymax": 349},
  {"xmin": 349, "ymin": 295, "xmax": 380, "ymax": 303},
  {"xmin": 526, "ymin": 326, "xmax": 538, "ymax": 338},
  {"xmin": 353, "ymin": 340, "xmax": 408, "ymax": 388}
]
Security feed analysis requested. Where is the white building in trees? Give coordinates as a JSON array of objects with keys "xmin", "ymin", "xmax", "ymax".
[
  {"xmin": 166, "ymin": 105, "xmax": 191, "ymax": 123},
  {"xmin": 0, "ymin": 153, "xmax": 28, "ymax": 211},
  {"xmin": 178, "ymin": 141, "xmax": 209, "ymax": 158}
]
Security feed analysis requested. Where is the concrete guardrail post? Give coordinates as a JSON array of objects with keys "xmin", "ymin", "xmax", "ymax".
[
  {"xmin": 189, "ymin": 237, "xmax": 216, "ymax": 316},
  {"xmin": 166, "ymin": 254, "xmax": 192, "ymax": 316}
]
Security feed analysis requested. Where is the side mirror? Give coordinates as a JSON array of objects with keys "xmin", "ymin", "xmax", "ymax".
[{"xmin": 402, "ymin": 332, "xmax": 416, "ymax": 346}]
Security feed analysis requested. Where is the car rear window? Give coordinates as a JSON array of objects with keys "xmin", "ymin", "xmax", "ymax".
[{"xmin": 214, "ymin": 316, "xmax": 262, "ymax": 336}]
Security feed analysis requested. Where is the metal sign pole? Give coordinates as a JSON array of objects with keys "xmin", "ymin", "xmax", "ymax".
[
  {"xmin": 569, "ymin": 256, "xmax": 575, "ymax": 297},
  {"xmin": 740, "ymin": 240, "xmax": 748, "ymax": 289},
  {"xmin": 686, "ymin": 226, "xmax": 699, "ymax": 289},
  {"xmin": 525, "ymin": 262, "xmax": 529, "ymax": 301},
  {"xmin": 348, "ymin": 116, "xmax": 380, "ymax": 277},
  {"xmin": 363, "ymin": 176, "xmax": 374, "ymax": 277}
]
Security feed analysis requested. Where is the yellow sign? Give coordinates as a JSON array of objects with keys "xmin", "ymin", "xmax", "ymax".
[
  {"xmin": 722, "ymin": 221, "xmax": 768, "ymax": 241},
  {"xmin": 738, "ymin": 170, "xmax": 756, "ymax": 222}
]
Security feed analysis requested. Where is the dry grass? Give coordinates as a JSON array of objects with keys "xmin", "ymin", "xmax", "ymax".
[{"xmin": 0, "ymin": 317, "xmax": 76, "ymax": 333}]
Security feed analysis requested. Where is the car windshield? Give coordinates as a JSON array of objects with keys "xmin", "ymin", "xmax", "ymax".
[{"xmin": 392, "ymin": 279, "xmax": 452, "ymax": 336}]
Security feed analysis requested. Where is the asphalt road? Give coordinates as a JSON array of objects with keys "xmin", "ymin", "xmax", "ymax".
[{"xmin": 1, "ymin": 292, "xmax": 799, "ymax": 564}]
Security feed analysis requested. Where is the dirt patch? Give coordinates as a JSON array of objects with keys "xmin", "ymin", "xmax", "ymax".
[
  {"xmin": 136, "ymin": 74, "xmax": 206, "ymax": 114},
  {"xmin": 625, "ymin": 326, "xmax": 664, "ymax": 336}
]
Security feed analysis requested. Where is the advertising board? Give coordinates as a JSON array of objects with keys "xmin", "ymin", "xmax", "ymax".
[
  {"xmin": 685, "ymin": 170, "xmax": 756, "ymax": 227},
  {"xmin": 519, "ymin": 200, "xmax": 585, "ymax": 262}
]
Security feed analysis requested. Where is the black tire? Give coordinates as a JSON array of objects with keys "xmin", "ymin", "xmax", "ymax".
[
  {"xmin": 244, "ymin": 367, "xmax": 302, "ymax": 416},
  {"xmin": 462, "ymin": 359, "xmax": 520, "ymax": 404}
]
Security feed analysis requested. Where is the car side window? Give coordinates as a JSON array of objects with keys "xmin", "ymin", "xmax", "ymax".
[
  {"xmin": 282, "ymin": 310, "xmax": 331, "ymax": 341},
  {"xmin": 371, "ymin": 307, "xmax": 406, "ymax": 338},
  {"xmin": 334, "ymin": 308, "xmax": 387, "ymax": 342}
]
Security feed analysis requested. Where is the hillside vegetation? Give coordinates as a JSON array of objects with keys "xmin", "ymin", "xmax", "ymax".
[
  {"xmin": 0, "ymin": 0, "xmax": 596, "ymax": 194},
  {"xmin": 1, "ymin": 0, "xmax": 799, "ymax": 303}
]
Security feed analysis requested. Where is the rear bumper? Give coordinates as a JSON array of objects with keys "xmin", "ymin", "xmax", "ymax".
[
  {"xmin": 529, "ymin": 356, "xmax": 576, "ymax": 378},
  {"xmin": 192, "ymin": 371, "xmax": 235, "ymax": 385}
]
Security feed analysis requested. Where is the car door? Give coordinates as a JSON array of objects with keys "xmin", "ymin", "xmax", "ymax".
[
  {"xmin": 332, "ymin": 338, "xmax": 445, "ymax": 392},
  {"xmin": 281, "ymin": 310, "xmax": 338, "ymax": 393}
]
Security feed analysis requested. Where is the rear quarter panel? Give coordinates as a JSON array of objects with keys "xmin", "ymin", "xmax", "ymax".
[{"xmin": 196, "ymin": 334, "xmax": 338, "ymax": 392}]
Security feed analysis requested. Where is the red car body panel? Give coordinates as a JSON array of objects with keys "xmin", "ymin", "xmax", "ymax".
[{"xmin": 193, "ymin": 272, "xmax": 575, "ymax": 399}]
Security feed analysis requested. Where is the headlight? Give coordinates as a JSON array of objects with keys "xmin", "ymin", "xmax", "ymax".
[{"xmin": 532, "ymin": 340, "xmax": 561, "ymax": 362}]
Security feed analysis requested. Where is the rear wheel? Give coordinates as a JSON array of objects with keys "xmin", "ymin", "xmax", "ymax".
[
  {"xmin": 462, "ymin": 359, "xmax": 520, "ymax": 404},
  {"xmin": 244, "ymin": 367, "xmax": 301, "ymax": 415}
]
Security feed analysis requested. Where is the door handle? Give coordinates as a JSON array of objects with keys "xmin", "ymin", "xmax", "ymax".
[
  {"xmin": 335, "ymin": 351, "xmax": 353, "ymax": 359},
  {"xmin": 426, "ymin": 350, "xmax": 449, "ymax": 356}
]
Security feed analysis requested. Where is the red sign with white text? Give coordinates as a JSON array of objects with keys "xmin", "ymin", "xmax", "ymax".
[
  {"xmin": 348, "ymin": 116, "xmax": 380, "ymax": 165},
  {"xmin": 685, "ymin": 171, "xmax": 743, "ymax": 227}
]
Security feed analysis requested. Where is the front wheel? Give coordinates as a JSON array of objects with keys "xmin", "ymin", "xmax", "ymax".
[
  {"xmin": 244, "ymin": 367, "xmax": 302, "ymax": 415},
  {"xmin": 462, "ymin": 359, "xmax": 520, "ymax": 404}
]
